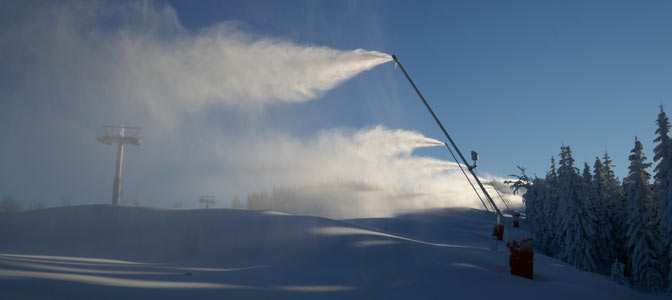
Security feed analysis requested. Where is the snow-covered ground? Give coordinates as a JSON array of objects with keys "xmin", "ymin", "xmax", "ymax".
[{"xmin": 0, "ymin": 205, "xmax": 658, "ymax": 299}]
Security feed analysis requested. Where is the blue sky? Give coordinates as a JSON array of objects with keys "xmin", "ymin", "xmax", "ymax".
[
  {"xmin": 167, "ymin": 0, "xmax": 672, "ymax": 177},
  {"xmin": 2, "ymin": 0, "xmax": 672, "ymax": 208}
]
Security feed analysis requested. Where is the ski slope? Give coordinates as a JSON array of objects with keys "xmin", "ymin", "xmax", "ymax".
[{"xmin": 0, "ymin": 205, "xmax": 656, "ymax": 299}]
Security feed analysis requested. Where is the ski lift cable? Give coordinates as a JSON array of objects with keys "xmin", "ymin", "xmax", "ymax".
[
  {"xmin": 391, "ymin": 54, "xmax": 503, "ymax": 220},
  {"xmin": 443, "ymin": 142, "xmax": 492, "ymax": 213}
]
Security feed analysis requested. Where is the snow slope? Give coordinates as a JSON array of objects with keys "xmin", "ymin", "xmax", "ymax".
[{"xmin": 0, "ymin": 205, "xmax": 656, "ymax": 299}]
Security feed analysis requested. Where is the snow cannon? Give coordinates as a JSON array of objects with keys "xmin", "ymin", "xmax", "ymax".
[
  {"xmin": 392, "ymin": 54, "xmax": 506, "ymax": 246},
  {"xmin": 506, "ymin": 238, "xmax": 534, "ymax": 280},
  {"xmin": 513, "ymin": 213, "xmax": 520, "ymax": 228},
  {"xmin": 492, "ymin": 224, "xmax": 504, "ymax": 241}
]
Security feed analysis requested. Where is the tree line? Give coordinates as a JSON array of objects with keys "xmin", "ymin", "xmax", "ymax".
[{"xmin": 513, "ymin": 106, "xmax": 672, "ymax": 293}]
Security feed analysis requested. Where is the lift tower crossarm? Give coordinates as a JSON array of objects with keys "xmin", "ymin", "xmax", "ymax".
[{"xmin": 391, "ymin": 54, "xmax": 503, "ymax": 220}]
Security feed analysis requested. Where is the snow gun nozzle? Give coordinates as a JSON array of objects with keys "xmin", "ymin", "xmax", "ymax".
[{"xmin": 391, "ymin": 54, "xmax": 398, "ymax": 62}]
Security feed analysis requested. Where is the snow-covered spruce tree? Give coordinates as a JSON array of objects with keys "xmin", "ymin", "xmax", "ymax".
[
  {"xmin": 510, "ymin": 165, "xmax": 548, "ymax": 250},
  {"xmin": 581, "ymin": 163, "xmax": 593, "ymax": 210},
  {"xmin": 625, "ymin": 137, "xmax": 665, "ymax": 292},
  {"xmin": 539, "ymin": 157, "xmax": 560, "ymax": 256},
  {"xmin": 521, "ymin": 180, "xmax": 538, "ymax": 233},
  {"xmin": 652, "ymin": 105, "xmax": 672, "ymax": 291},
  {"xmin": 581, "ymin": 162, "xmax": 600, "ymax": 271},
  {"xmin": 530, "ymin": 177, "xmax": 548, "ymax": 240},
  {"xmin": 509, "ymin": 166, "xmax": 548, "ymax": 238},
  {"xmin": 580, "ymin": 162, "xmax": 598, "ymax": 238},
  {"xmin": 556, "ymin": 146, "xmax": 597, "ymax": 271},
  {"xmin": 603, "ymin": 152, "xmax": 627, "ymax": 265},
  {"xmin": 591, "ymin": 157, "xmax": 616, "ymax": 274},
  {"xmin": 522, "ymin": 177, "xmax": 547, "ymax": 239}
]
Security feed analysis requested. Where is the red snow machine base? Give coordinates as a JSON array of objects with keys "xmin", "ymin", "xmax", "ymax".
[
  {"xmin": 492, "ymin": 225, "xmax": 504, "ymax": 241},
  {"xmin": 506, "ymin": 238, "xmax": 534, "ymax": 280}
]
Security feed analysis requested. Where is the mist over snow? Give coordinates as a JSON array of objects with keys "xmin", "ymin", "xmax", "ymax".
[
  {"xmin": 0, "ymin": 1, "xmax": 518, "ymax": 217},
  {"xmin": 216, "ymin": 125, "xmax": 515, "ymax": 218}
]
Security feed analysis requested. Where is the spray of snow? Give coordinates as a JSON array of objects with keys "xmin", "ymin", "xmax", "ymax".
[
  {"xmin": 120, "ymin": 30, "xmax": 392, "ymax": 108},
  {"xmin": 214, "ymin": 125, "xmax": 519, "ymax": 218},
  {"xmin": 219, "ymin": 126, "xmax": 451, "ymax": 189},
  {"xmin": 0, "ymin": 1, "xmax": 517, "ymax": 218},
  {"xmin": 1, "ymin": 1, "xmax": 392, "ymax": 118}
]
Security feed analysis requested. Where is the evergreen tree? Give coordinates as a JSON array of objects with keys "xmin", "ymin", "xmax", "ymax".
[
  {"xmin": 625, "ymin": 138, "xmax": 665, "ymax": 291},
  {"xmin": 580, "ymin": 163, "xmax": 593, "ymax": 208},
  {"xmin": 591, "ymin": 157, "xmax": 616, "ymax": 274},
  {"xmin": 580, "ymin": 162, "xmax": 598, "ymax": 240},
  {"xmin": 525, "ymin": 177, "xmax": 547, "ymax": 240},
  {"xmin": 511, "ymin": 165, "xmax": 548, "ymax": 252},
  {"xmin": 509, "ymin": 166, "xmax": 540, "ymax": 234},
  {"xmin": 600, "ymin": 153, "xmax": 623, "ymax": 211},
  {"xmin": 603, "ymin": 152, "xmax": 626, "ymax": 217},
  {"xmin": 523, "ymin": 179, "xmax": 539, "ymax": 234},
  {"xmin": 652, "ymin": 105, "xmax": 672, "ymax": 291},
  {"xmin": 556, "ymin": 146, "xmax": 597, "ymax": 271},
  {"xmin": 603, "ymin": 152, "xmax": 627, "ymax": 265},
  {"xmin": 539, "ymin": 157, "xmax": 560, "ymax": 256}
]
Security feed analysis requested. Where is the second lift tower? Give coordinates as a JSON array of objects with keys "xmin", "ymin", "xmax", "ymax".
[{"xmin": 97, "ymin": 125, "xmax": 142, "ymax": 205}]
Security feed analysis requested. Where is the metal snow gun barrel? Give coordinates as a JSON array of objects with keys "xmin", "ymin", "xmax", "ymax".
[
  {"xmin": 391, "ymin": 54, "xmax": 504, "ymax": 224},
  {"xmin": 391, "ymin": 54, "xmax": 533, "ymax": 279}
]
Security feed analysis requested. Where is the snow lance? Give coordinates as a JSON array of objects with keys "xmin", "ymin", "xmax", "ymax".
[{"xmin": 391, "ymin": 54, "xmax": 504, "ymax": 227}]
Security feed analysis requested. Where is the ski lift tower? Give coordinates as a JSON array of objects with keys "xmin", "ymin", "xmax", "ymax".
[
  {"xmin": 97, "ymin": 125, "xmax": 142, "ymax": 205},
  {"xmin": 199, "ymin": 196, "xmax": 216, "ymax": 209}
]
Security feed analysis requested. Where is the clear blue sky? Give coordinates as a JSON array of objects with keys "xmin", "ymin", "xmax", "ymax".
[{"xmin": 167, "ymin": 0, "xmax": 672, "ymax": 178}]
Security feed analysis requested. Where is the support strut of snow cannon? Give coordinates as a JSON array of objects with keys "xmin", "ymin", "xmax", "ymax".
[
  {"xmin": 392, "ymin": 54, "xmax": 534, "ymax": 279},
  {"xmin": 391, "ymin": 54, "xmax": 504, "ymax": 223}
]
